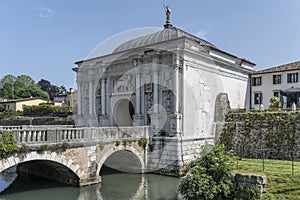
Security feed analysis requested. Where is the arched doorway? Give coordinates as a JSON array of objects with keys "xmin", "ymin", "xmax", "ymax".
[{"xmin": 114, "ymin": 99, "xmax": 135, "ymax": 126}]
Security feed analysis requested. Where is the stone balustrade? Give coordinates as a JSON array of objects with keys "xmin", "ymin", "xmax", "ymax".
[
  {"xmin": 0, "ymin": 126, "xmax": 23, "ymax": 130},
  {"xmin": 0, "ymin": 126, "xmax": 150, "ymax": 146}
]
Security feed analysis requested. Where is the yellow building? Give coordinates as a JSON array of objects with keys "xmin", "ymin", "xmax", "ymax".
[{"xmin": 0, "ymin": 97, "xmax": 48, "ymax": 112}]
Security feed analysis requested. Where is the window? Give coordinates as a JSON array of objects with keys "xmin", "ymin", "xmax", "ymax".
[
  {"xmin": 273, "ymin": 91, "xmax": 279, "ymax": 98},
  {"xmin": 287, "ymin": 73, "xmax": 298, "ymax": 83},
  {"xmin": 254, "ymin": 93, "xmax": 262, "ymax": 105},
  {"xmin": 252, "ymin": 77, "xmax": 262, "ymax": 86},
  {"xmin": 273, "ymin": 74, "xmax": 281, "ymax": 84}
]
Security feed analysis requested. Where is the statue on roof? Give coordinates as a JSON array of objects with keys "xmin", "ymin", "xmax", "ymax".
[{"xmin": 164, "ymin": 6, "xmax": 172, "ymax": 28}]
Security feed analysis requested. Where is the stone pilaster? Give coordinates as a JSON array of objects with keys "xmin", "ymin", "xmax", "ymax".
[
  {"xmin": 133, "ymin": 71, "xmax": 144, "ymax": 126},
  {"xmin": 171, "ymin": 51, "xmax": 182, "ymax": 135},
  {"xmin": 101, "ymin": 78, "xmax": 106, "ymax": 115},
  {"xmin": 170, "ymin": 113, "xmax": 182, "ymax": 134},
  {"xmin": 152, "ymin": 57, "xmax": 159, "ymax": 114}
]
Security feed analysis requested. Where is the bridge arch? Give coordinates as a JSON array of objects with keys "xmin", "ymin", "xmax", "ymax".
[
  {"xmin": 0, "ymin": 152, "xmax": 84, "ymax": 185},
  {"xmin": 97, "ymin": 145, "xmax": 145, "ymax": 175}
]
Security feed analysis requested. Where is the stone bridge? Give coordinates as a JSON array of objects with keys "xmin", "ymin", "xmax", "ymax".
[{"xmin": 0, "ymin": 125, "xmax": 150, "ymax": 187}]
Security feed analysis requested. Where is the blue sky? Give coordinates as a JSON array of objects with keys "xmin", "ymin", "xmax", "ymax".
[{"xmin": 1, "ymin": 1, "xmax": 300, "ymax": 88}]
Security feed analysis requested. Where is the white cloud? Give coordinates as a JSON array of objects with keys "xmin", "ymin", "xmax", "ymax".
[
  {"xmin": 195, "ymin": 30, "xmax": 208, "ymax": 39},
  {"xmin": 37, "ymin": 8, "xmax": 54, "ymax": 18}
]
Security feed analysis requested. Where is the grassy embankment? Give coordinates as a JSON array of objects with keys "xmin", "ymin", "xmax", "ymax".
[{"xmin": 235, "ymin": 158, "xmax": 300, "ymax": 199}]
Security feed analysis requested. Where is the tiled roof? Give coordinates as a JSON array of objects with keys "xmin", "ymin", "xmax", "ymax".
[{"xmin": 253, "ymin": 61, "xmax": 300, "ymax": 74}]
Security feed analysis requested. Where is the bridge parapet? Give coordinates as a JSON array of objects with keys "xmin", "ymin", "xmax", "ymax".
[
  {"xmin": 0, "ymin": 126, "xmax": 24, "ymax": 130},
  {"xmin": 0, "ymin": 126, "xmax": 150, "ymax": 146},
  {"xmin": 0, "ymin": 125, "xmax": 150, "ymax": 187}
]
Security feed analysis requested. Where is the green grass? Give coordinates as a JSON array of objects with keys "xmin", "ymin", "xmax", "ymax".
[{"xmin": 235, "ymin": 158, "xmax": 300, "ymax": 199}]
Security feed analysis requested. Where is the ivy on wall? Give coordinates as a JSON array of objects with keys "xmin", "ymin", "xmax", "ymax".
[{"xmin": 219, "ymin": 110, "xmax": 299, "ymax": 160}]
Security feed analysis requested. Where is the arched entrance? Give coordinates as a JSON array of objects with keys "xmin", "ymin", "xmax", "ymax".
[{"xmin": 114, "ymin": 99, "xmax": 135, "ymax": 126}]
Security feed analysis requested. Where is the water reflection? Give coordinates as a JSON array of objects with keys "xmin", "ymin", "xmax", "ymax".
[
  {"xmin": 0, "ymin": 167, "xmax": 18, "ymax": 193},
  {"xmin": 0, "ymin": 169, "xmax": 180, "ymax": 200}
]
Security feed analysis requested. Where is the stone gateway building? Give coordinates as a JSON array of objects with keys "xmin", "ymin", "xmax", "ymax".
[{"xmin": 73, "ymin": 10, "xmax": 255, "ymax": 173}]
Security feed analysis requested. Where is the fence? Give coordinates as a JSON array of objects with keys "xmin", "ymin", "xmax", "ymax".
[{"xmin": 235, "ymin": 147, "xmax": 299, "ymax": 175}]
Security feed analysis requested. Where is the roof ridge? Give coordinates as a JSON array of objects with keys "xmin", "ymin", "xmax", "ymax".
[{"xmin": 255, "ymin": 61, "xmax": 300, "ymax": 74}]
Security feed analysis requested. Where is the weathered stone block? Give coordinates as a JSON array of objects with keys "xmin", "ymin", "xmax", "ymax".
[
  {"xmin": 232, "ymin": 173, "xmax": 266, "ymax": 193},
  {"xmin": 7, "ymin": 156, "xmax": 15, "ymax": 166}
]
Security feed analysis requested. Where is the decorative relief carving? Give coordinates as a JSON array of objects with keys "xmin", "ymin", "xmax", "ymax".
[
  {"xmin": 162, "ymin": 69, "xmax": 174, "ymax": 89},
  {"xmin": 96, "ymin": 85, "xmax": 101, "ymax": 115},
  {"xmin": 113, "ymin": 74, "xmax": 135, "ymax": 93},
  {"xmin": 162, "ymin": 90, "xmax": 174, "ymax": 112},
  {"xmin": 144, "ymin": 70, "xmax": 153, "ymax": 86},
  {"xmin": 171, "ymin": 117, "xmax": 177, "ymax": 131},
  {"xmin": 145, "ymin": 92, "xmax": 153, "ymax": 111},
  {"xmin": 145, "ymin": 83, "xmax": 153, "ymax": 93}
]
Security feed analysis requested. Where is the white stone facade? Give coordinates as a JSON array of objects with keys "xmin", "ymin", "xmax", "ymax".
[{"xmin": 73, "ymin": 24, "xmax": 254, "ymax": 170}]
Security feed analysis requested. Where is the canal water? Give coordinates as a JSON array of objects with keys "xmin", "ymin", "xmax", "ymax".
[{"xmin": 0, "ymin": 168, "xmax": 180, "ymax": 200}]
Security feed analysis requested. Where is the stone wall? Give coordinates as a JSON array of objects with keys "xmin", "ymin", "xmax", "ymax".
[
  {"xmin": 147, "ymin": 136, "xmax": 214, "ymax": 175},
  {"xmin": 219, "ymin": 111, "xmax": 300, "ymax": 161}
]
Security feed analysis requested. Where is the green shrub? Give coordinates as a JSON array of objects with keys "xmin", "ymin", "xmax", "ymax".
[
  {"xmin": 233, "ymin": 183, "xmax": 261, "ymax": 200},
  {"xmin": 115, "ymin": 141, "xmax": 120, "ymax": 146},
  {"xmin": 32, "ymin": 117, "xmax": 74, "ymax": 125},
  {"xmin": 128, "ymin": 140, "xmax": 132, "ymax": 146},
  {"xmin": 0, "ymin": 116, "xmax": 31, "ymax": 126},
  {"xmin": 178, "ymin": 144, "xmax": 238, "ymax": 200},
  {"xmin": 37, "ymin": 144, "xmax": 49, "ymax": 153},
  {"xmin": 99, "ymin": 141, "xmax": 105, "ymax": 151},
  {"xmin": 159, "ymin": 130, "xmax": 166, "ymax": 136},
  {"xmin": 18, "ymin": 144, "xmax": 30, "ymax": 154},
  {"xmin": 53, "ymin": 143, "xmax": 61, "ymax": 151},
  {"xmin": 148, "ymin": 143, "xmax": 154, "ymax": 152},
  {"xmin": 61, "ymin": 142, "xmax": 69, "ymax": 151},
  {"xmin": 52, "ymin": 142, "xmax": 69, "ymax": 152},
  {"xmin": 138, "ymin": 137, "xmax": 148, "ymax": 149},
  {"xmin": 0, "ymin": 131, "xmax": 18, "ymax": 158},
  {"xmin": 269, "ymin": 96, "xmax": 280, "ymax": 108},
  {"xmin": 23, "ymin": 103, "xmax": 72, "ymax": 116},
  {"xmin": 0, "ymin": 111, "xmax": 22, "ymax": 120}
]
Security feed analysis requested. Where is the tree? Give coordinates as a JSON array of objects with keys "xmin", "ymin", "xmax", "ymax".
[
  {"xmin": 38, "ymin": 79, "xmax": 67, "ymax": 100},
  {"xmin": 178, "ymin": 144, "xmax": 237, "ymax": 200},
  {"xmin": 269, "ymin": 96, "xmax": 280, "ymax": 109},
  {"xmin": 0, "ymin": 75, "xmax": 16, "ymax": 99},
  {"xmin": 0, "ymin": 75, "xmax": 49, "ymax": 100},
  {"xmin": 58, "ymin": 85, "xmax": 67, "ymax": 95}
]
